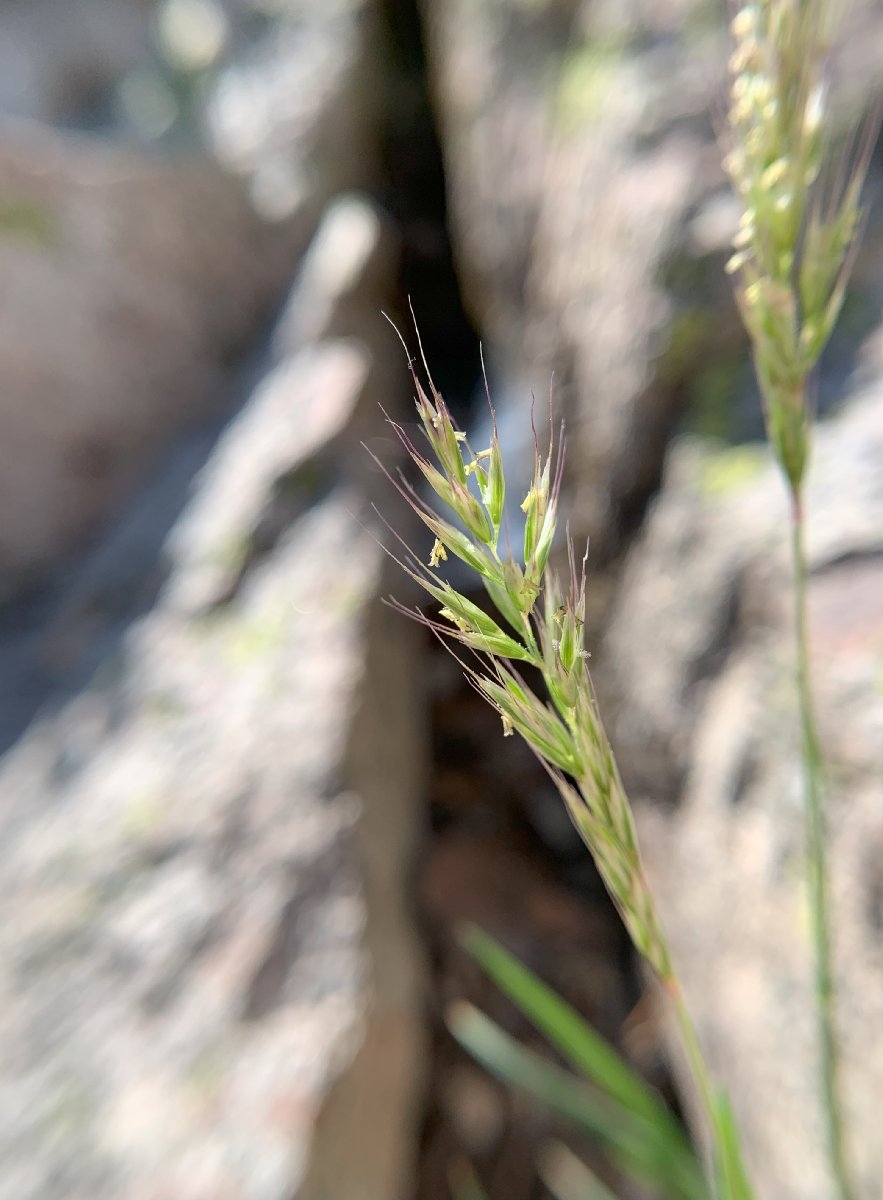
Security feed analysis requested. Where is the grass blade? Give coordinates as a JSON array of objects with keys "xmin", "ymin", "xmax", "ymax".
[
  {"xmin": 449, "ymin": 1001, "xmax": 707, "ymax": 1200},
  {"xmin": 460, "ymin": 925, "xmax": 687, "ymax": 1141},
  {"xmin": 713, "ymin": 1092, "xmax": 755, "ymax": 1200}
]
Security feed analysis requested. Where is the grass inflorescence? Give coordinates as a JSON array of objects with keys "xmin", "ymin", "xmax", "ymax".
[
  {"xmin": 374, "ymin": 334, "xmax": 753, "ymax": 1195},
  {"xmin": 376, "ymin": 347, "xmax": 673, "ymax": 982},
  {"xmin": 724, "ymin": 0, "xmax": 873, "ymax": 496}
]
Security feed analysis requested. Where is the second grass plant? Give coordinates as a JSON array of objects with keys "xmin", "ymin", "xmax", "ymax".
[{"xmin": 724, "ymin": 4, "xmax": 874, "ymax": 1196}]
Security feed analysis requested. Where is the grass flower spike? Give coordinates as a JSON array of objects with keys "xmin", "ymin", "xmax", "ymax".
[
  {"xmin": 382, "ymin": 362, "xmax": 669, "ymax": 976},
  {"xmin": 724, "ymin": 0, "xmax": 871, "ymax": 494},
  {"xmin": 379, "ymin": 352, "xmax": 752, "ymax": 1198}
]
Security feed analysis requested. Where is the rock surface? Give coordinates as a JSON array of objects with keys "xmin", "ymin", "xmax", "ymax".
[
  {"xmin": 0, "ymin": 0, "xmax": 154, "ymax": 124},
  {"xmin": 0, "ymin": 0, "xmax": 382, "ymax": 597},
  {"xmin": 0, "ymin": 194, "xmax": 426, "ymax": 1200},
  {"xmin": 0, "ymin": 124, "xmax": 306, "ymax": 596},
  {"xmin": 422, "ymin": 0, "xmax": 883, "ymax": 561},
  {"xmin": 422, "ymin": 0, "xmax": 737, "ymax": 557},
  {"xmin": 601, "ymin": 379, "xmax": 883, "ymax": 1200},
  {"xmin": 205, "ymin": 0, "xmax": 383, "ymax": 221}
]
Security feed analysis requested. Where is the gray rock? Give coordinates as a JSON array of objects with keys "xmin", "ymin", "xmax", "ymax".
[
  {"xmin": 204, "ymin": 0, "xmax": 383, "ymax": 221},
  {"xmin": 0, "ymin": 0, "xmax": 153, "ymax": 124},
  {"xmin": 601, "ymin": 383, "xmax": 883, "ymax": 1200},
  {"xmin": 273, "ymin": 195, "xmax": 398, "ymax": 356},
  {"xmin": 0, "ymin": 122, "xmax": 306, "ymax": 596},
  {"xmin": 423, "ymin": 0, "xmax": 883, "ymax": 561},
  {"xmin": 0, "ymin": 0, "xmax": 385, "ymax": 597},
  {"xmin": 422, "ymin": 0, "xmax": 732, "ymax": 556},
  {"xmin": 0, "ymin": 196, "xmax": 426, "ymax": 1200},
  {"xmin": 163, "ymin": 340, "xmax": 371, "ymax": 614}
]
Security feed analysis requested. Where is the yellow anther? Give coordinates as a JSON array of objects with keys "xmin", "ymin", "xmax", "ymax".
[
  {"xmin": 464, "ymin": 448, "xmax": 493, "ymax": 476},
  {"xmin": 521, "ymin": 486, "xmax": 538, "ymax": 514},
  {"xmin": 761, "ymin": 159, "xmax": 788, "ymax": 190},
  {"xmin": 440, "ymin": 607, "xmax": 469, "ymax": 633},
  {"xmin": 731, "ymin": 6, "xmax": 758, "ymax": 42}
]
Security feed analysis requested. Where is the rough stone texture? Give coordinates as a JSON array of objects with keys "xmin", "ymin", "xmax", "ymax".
[
  {"xmin": 205, "ymin": 0, "xmax": 383, "ymax": 222},
  {"xmin": 0, "ymin": 0, "xmax": 153, "ymax": 123},
  {"xmin": 0, "ymin": 0, "xmax": 382, "ymax": 597},
  {"xmin": 0, "ymin": 196, "xmax": 426, "ymax": 1200},
  {"xmin": 0, "ymin": 123, "xmax": 306, "ymax": 596},
  {"xmin": 422, "ymin": 0, "xmax": 883, "ymax": 560},
  {"xmin": 600, "ymin": 379, "xmax": 883, "ymax": 1200},
  {"xmin": 422, "ymin": 0, "xmax": 736, "ymax": 557}
]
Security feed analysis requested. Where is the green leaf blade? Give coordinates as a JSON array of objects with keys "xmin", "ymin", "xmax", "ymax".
[
  {"xmin": 460, "ymin": 926, "xmax": 679, "ymax": 1133},
  {"xmin": 449, "ymin": 1001, "xmax": 707, "ymax": 1200}
]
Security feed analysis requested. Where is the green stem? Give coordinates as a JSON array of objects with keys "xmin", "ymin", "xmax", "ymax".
[
  {"xmin": 669, "ymin": 975, "xmax": 756, "ymax": 1200},
  {"xmin": 790, "ymin": 488, "xmax": 856, "ymax": 1200},
  {"xmin": 669, "ymin": 980, "xmax": 721, "ymax": 1193}
]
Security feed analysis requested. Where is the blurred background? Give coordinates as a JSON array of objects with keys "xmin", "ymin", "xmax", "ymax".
[{"xmin": 1, "ymin": 2, "xmax": 882, "ymax": 1199}]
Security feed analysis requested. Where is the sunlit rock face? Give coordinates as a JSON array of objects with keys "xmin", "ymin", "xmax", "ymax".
[
  {"xmin": 0, "ymin": 3, "xmax": 424, "ymax": 1192},
  {"xmin": 0, "ymin": 128, "xmax": 307, "ymax": 595},
  {"xmin": 0, "ymin": 191, "xmax": 426, "ymax": 1200},
  {"xmin": 0, "ymin": 0, "xmax": 382, "ymax": 596},
  {"xmin": 422, "ymin": 0, "xmax": 883, "ymax": 567}
]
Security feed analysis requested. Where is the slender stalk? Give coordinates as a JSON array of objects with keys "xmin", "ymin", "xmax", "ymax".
[
  {"xmin": 668, "ymin": 978, "xmax": 722, "ymax": 1197},
  {"xmin": 724, "ymin": 0, "xmax": 873, "ymax": 1185},
  {"xmin": 789, "ymin": 486, "xmax": 856, "ymax": 1200}
]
